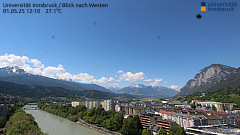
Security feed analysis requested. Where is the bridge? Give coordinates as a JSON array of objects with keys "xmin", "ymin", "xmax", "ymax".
[{"xmin": 22, "ymin": 103, "xmax": 39, "ymax": 110}]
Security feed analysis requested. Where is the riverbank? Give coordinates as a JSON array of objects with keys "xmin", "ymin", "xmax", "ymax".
[
  {"xmin": 76, "ymin": 119, "xmax": 122, "ymax": 135},
  {"xmin": 37, "ymin": 102, "xmax": 124, "ymax": 135},
  {"xmin": 25, "ymin": 107, "xmax": 103, "ymax": 135}
]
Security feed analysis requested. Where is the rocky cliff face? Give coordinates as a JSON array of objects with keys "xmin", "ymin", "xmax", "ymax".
[
  {"xmin": 177, "ymin": 64, "xmax": 237, "ymax": 97},
  {"xmin": 183, "ymin": 64, "xmax": 236, "ymax": 89}
]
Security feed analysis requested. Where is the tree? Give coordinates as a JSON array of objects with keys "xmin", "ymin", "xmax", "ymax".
[
  {"xmin": 102, "ymin": 113, "xmax": 123, "ymax": 130},
  {"xmin": 168, "ymin": 125, "xmax": 186, "ymax": 135},
  {"xmin": 106, "ymin": 118, "xmax": 115, "ymax": 130},
  {"xmin": 121, "ymin": 116, "xmax": 143, "ymax": 135},
  {"xmin": 158, "ymin": 128, "xmax": 167, "ymax": 135},
  {"xmin": 113, "ymin": 113, "xmax": 123, "ymax": 130},
  {"xmin": 87, "ymin": 108, "xmax": 96, "ymax": 117},
  {"xmin": 4, "ymin": 110, "xmax": 43, "ymax": 135},
  {"xmin": 0, "ymin": 117, "xmax": 5, "ymax": 128},
  {"xmin": 142, "ymin": 128, "xmax": 153, "ymax": 135},
  {"xmin": 133, "ymin": 115, "xmax": 143, "ymax": 134},
  {"xmin": 121, "ymin": 117, "xmax": 133, "ymax": 135},
  {"xmin": 190, "ymin": 104, "xmax": 196, "ymax": 110},
  {"xmin": 6, "ymin": 120, "xmax": 43, "ymax": 135},
  {"xmin": 78, "ymin": 111, "xmax": 85, "ymax": 119},
  {"xmin": 96, "ymin": 105, "xmax": 104, "ymax": 115}
]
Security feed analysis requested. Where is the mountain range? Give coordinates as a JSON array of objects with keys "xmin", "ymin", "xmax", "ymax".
[
  {"xmin": 177, "ymin": 64, "xmax": 240, "ymax": 97},
  {"xmin": 106, "ymin": 84, "xmax": 179, "ymax": 98},
  {"xmin": 2, "ymin": 64, "xmax": 239, "ymax": 99},
  {"xmin": 0, "ymin": 66, "xmax": 110, "ymax": 92},
  {"xmin": 0, "ymin": 66, "xmax": 178, "ymax": 98},
  {"xmin": 0, "ymin": 81, "xmax": 134, "ymax": 99}
]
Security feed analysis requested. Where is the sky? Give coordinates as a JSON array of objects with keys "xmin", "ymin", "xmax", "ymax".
[{"xmin": 0, "ymin": 0, "xmax": 240, "ymax": 90}]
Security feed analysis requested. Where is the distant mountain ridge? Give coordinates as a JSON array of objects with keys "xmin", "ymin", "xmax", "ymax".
[
  {"xmin": 0, "ymin": 66, "xmax": 110, "ymax": 92},
  {"xmin": 0, "ymin": 81, "xmax": 134, "ymax": 99},
  {"xmin": 177, "ymin": 64, "xmax": 240, "ymax": 97},
  {"xmin": 107, "ymin": 84, "xmax": 179, "ymax": 98}
]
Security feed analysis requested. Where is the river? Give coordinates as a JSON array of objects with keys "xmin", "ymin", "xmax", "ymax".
[{"xmin": 24, "ymin": 105, "xmax": 103, "ymax": 135}]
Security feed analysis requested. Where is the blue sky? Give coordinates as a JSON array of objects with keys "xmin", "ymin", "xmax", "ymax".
[{"xmin": 0, "ymin": 0, "xmax": 240, "ymax": 90}]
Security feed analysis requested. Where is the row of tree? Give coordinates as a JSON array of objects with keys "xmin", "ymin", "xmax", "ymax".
[
  {"xmin": 38, "ymin": 102, "xmax": 186, "ymax": 135},
  {"xmin": 37, "ymin": 102, "xmax": 143, "ymax": 134}
]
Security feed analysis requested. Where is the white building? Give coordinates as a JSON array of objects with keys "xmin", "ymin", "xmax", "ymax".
[
  {"xmin": 85, "ymin": 101, "xmax": 101, "ymax": 109},
  {"xmin": 71, "ymin": 101, "xmax": 84, "ymax": 107},
  {"xmin": 103, "ymin": 99, "xmax": 115, "ymax": 111},
  {"xmin": 196, "ymin": 101, "xmax": 224, "ymax": 112}
]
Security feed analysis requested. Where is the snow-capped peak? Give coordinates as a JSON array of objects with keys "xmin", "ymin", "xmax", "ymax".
[{"xmin": 129, "ymin": 84, "xmax": 145, "ymax": 88}]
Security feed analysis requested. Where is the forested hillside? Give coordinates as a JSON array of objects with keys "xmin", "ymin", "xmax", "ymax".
[{"xmin": 178, "ymin": 87, "xmax": 240, "ymax": 107}]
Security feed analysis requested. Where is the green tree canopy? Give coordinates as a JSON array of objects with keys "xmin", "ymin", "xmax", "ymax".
[
  {"xmin": 121, "ymin": 116, "xmax": 143, "ymax": 135},
  {"xmin": 190, "ymin": 104, "xmax": 196, "ymax": 109},
  {"xmin": 0, "ymin": 116, "xmax": 5, "ymax": 128},
  {"xmin": 158, "ymin": 128, "xmax": 167, "ymax": 135},
  {"xmin": 4, "ymin": 110, "xmax": 43, "ymax": 135},
  {"xmin": 142, "ymin": 128, "xmax": 153, "ymax": 135},
  {"xmin": 168, "ymin": 125, "xmax": 186, "ymax": 135}
]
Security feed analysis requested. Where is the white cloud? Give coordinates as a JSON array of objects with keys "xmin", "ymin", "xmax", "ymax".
[
  {"xmin": 117, "ymin": 70, "xmax": 123, "ymax": 73},
  {"xmin": 170, "ymin": 85, "xmax": 179, "ymax": 90},
  {"xmin": 0, "ymin": 54, "xmax": 98, "ymax": 82},
  {"xmin": 144, "ymin": 79, "xmax": 153, "ymax": 82},
  {"xmin": 164, "ymin": 81, "xmax": 167, "ymax": 83},
  {"xmin": 42, "ymin": 65, "xmax": 65, "ymax": 78},
  {"xmin": 0, "ymin": 54, "xmax": 166, "ymax": 86},
  {"xmin": 98, "ymin": 77, "xmax": 109, "ymax": 84},
  {"xmin": 57, "ymin": 72, "xmax": 73, "ymax": 80},
  {"xmin": 150, "ymin": 78, "xmax": 163, "ymax": 86},
  {"xmin": 31, "ymin": 59, "xmax": 44, "ymax": 68},
  {"xmin": 119, "ymin": 71, "xmax": 145, "ymax": 82},
  {"xmin": 109, "ymin": 83, "xmax": 119, "ymax": 85},
  {"xmin": 0, "ymin": 54, "xmax": 29, "ymax": 68},
  {"xmin": 73, "ymin": 73, "xmax": 97, "ymax": 83},
  {"xmin": 25, "ymin": 67, "xmax": 42, "ymax": 75},
  {"xmin": 0, "ymin": 54, "xmax": 45, "ymax": 75},
  {"xmin": 98, "ymin": 77, "xmax": 114, "ymax": 83}
]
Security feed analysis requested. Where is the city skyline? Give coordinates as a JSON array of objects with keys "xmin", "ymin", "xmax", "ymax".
[{"xmin": 1, "ymin": 0, "xmax": 240, "ymax": 89}]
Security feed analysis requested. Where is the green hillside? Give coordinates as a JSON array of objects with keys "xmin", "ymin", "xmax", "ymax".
[
  {"xmin": 177, "ymin": 87, "xmax": 240, "ymax": 107},
  {"xmin": 0, "ymin": 81, "xmax": 134, "ymax": 99}
]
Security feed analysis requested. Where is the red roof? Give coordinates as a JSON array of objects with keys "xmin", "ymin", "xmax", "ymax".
[{"xmin": 158, "ymin": 110, "xmax": 171, "ymax": 114}]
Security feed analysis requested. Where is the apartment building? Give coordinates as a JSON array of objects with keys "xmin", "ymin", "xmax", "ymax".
[
  {"xmin": 125, "ymin": 106, "xmax": 145, "ymax": 115},
  {"xmin": 85, "ymin": 100, "xmax": 101, "ymax": 109},
  {"xmin": 102, "ymin": 99, "xmax": 115, "ymax": 111},
  {"xmin": 115, "ymin": 104, "xmax": 124, "ymax": 112},
  {"xmin": 224, "ymin": 103, "xmax": 237, "ymax": 110},
  {"xmin": 196, "ymin": 101, "xmax": 224, "ymax": 112},
  {"xmin": 155, "ymin": 110, "xmax": 171, "ymax": 120},
  {"xmin": 71, "ymin": 101, "xmax": 84, "ymax": 107}
]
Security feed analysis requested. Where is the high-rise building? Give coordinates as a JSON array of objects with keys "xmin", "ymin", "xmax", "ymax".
[
  {"xmin": 103, "ymin": 99, "xmax": 115, "ymax": 111},
  {"xmin": 85, "ymin": 101, "xmax": 101, "ymax": 109}
]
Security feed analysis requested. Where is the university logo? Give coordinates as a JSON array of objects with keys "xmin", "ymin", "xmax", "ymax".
[
  {"xmin": 201, "ymin": 2, "xmax": 206, "ymax": 11},
  {"xmin": 201, "ymin": 2, "xmax": 237, "ymax": 12}
]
